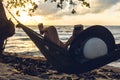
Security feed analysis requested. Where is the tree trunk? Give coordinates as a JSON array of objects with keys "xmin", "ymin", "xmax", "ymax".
[
  {"xmin": 0, "ymin": 1, "xmax": 15, "ymax": 54},
  {"xmin": 0, "ymin": 1, "xmax": 7, "ymax": 20}
]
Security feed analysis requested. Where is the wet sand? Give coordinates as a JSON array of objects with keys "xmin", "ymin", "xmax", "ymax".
[{"xmin": 0, "ymin": 52, "xmax": 120, "ymax": 80}]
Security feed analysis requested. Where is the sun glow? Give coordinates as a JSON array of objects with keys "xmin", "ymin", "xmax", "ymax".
[
  {"xmin": 5, "ymin": 0, "xmax": 43, "ymax": 25},
  {"xmin": 18, "ymin": 13, "xmax": 43, "ymax": 25},
  {"xmin": 5, "ymin": 0, "xmax": 120, "ymax": 25},
  {"xmin": 15, "ymin": 2, "xmax": 43, "ymax": 25}
]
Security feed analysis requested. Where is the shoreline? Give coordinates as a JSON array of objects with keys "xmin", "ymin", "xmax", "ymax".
[{"xmin": 0, "ymin": 52, "xmax": 120, "ymax": 80}]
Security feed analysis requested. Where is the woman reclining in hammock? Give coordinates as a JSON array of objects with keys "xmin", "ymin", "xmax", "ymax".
[{"xmin": 38, "ymin": 23, "xmax": 83, "ymax": 48}]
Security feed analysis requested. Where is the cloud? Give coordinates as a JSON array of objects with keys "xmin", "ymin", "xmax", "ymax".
[
  {"xmin": 34, "ymin": 1, "xmax": 74, "ymax": 20},
  {"xmin": 35, "ymin": 0, "xmax": 120, "ymax": 15},
  {"xmin": 35, "ymin": 0, "xmax": 60, "ymax": 15},
  {"xmin": 90, "ymin": 0, "xmax": 120, "ymax": 13},
  {"xmin": 33, "ymin": 0, "xmax": 120, "ymax": 23},
  {"xmin": 110, "ymin": 2, "xmax": 120, "ymax": 12},
  {"xmin": 72, "ymin": 0, "xmax": 120, "ymax": 15}
]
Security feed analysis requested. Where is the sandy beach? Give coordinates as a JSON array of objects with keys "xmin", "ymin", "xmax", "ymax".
[{"xmin": 0, "ymin": 52, "xmax": 120, "ymax": 80}]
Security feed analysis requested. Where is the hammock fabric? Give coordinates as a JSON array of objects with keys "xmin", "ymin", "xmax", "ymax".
[{"xmin": 19, "ymin": 24, "xmax": 120, "ymax": 74}]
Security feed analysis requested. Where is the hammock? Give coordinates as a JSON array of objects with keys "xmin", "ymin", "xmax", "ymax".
[{"xmin": 19, "ymin": 24, "xmax": 120, "ymax": 74}]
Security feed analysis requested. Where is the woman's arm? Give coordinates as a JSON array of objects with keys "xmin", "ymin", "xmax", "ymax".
[{"xmin": 60, "ymin": 36, "xmax": 74, "ymax": 48}]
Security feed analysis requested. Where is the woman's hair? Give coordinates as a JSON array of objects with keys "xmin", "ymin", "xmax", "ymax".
[
  {"xmin": 73, "ymin": 24, "xmax": 83, "ymax": 37},
  {"xmin": 74, "ymin": 24, "xmax": 83, "ymax": 30}
]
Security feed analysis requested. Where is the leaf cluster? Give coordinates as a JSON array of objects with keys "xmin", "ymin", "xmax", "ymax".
[
  {"xmin": 6, "ymin": 0, "xmax": 38, "ymax": 16},
  {"xmin": 5, "ymin": 0, "xmax": 90, "ymax": 16},
  {"xmin": 45, "ymin": 0, "xmax": 90, "ymax": 14}
]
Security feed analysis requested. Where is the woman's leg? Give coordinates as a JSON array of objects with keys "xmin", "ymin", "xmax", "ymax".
[
  {"xmin": 45, "ymin": 26, "xmax": 62, "ymax": 46},
  {"xmin": 39, "ymin": 25, "xmax": 62, "ymax": 46}
]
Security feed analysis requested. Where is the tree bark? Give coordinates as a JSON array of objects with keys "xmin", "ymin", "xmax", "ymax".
[
  {"xmin": 0, "ymin": 1, "xmax": 8, "ymax": 33},
  {"xmin": 0, "ymin": 1, "xmax": 7, "ymax": 20},
  {"xmin": 0, "ymin": 1, "xmax": 15, "ymax": 54},
  {"xmin": 0, "ymin": 1, "xmax": 6, "ymax": 53}
]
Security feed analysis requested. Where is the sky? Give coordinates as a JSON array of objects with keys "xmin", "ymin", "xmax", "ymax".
[{"xmin": 5, "ymin": 0, "xmax": 120, "ymax": 26}]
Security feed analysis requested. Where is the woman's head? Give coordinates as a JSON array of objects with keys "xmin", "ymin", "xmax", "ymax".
[{"xmin": 73, "ymin": 24, "xmax": 83, "ymax": 37}]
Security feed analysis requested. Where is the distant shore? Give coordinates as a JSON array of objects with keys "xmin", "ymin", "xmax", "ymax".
[{"xmin": 0, "ymin": 52, "xmax": 120, "ymax": 80}]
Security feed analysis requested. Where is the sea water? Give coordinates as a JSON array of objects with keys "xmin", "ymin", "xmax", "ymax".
[{"xmin": 4, "ymin": 25, "xmax": 120, "ymax": 68}]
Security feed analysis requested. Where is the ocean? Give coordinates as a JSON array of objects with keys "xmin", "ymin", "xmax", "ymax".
[{"xmin": 4, "ymin": 25, "xmax": 120, "ymax": 68}]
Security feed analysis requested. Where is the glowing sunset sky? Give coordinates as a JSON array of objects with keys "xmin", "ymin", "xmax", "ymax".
[{"xmin": 5, "ymin": 0, "xmax": 120, "ymax": 25}]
